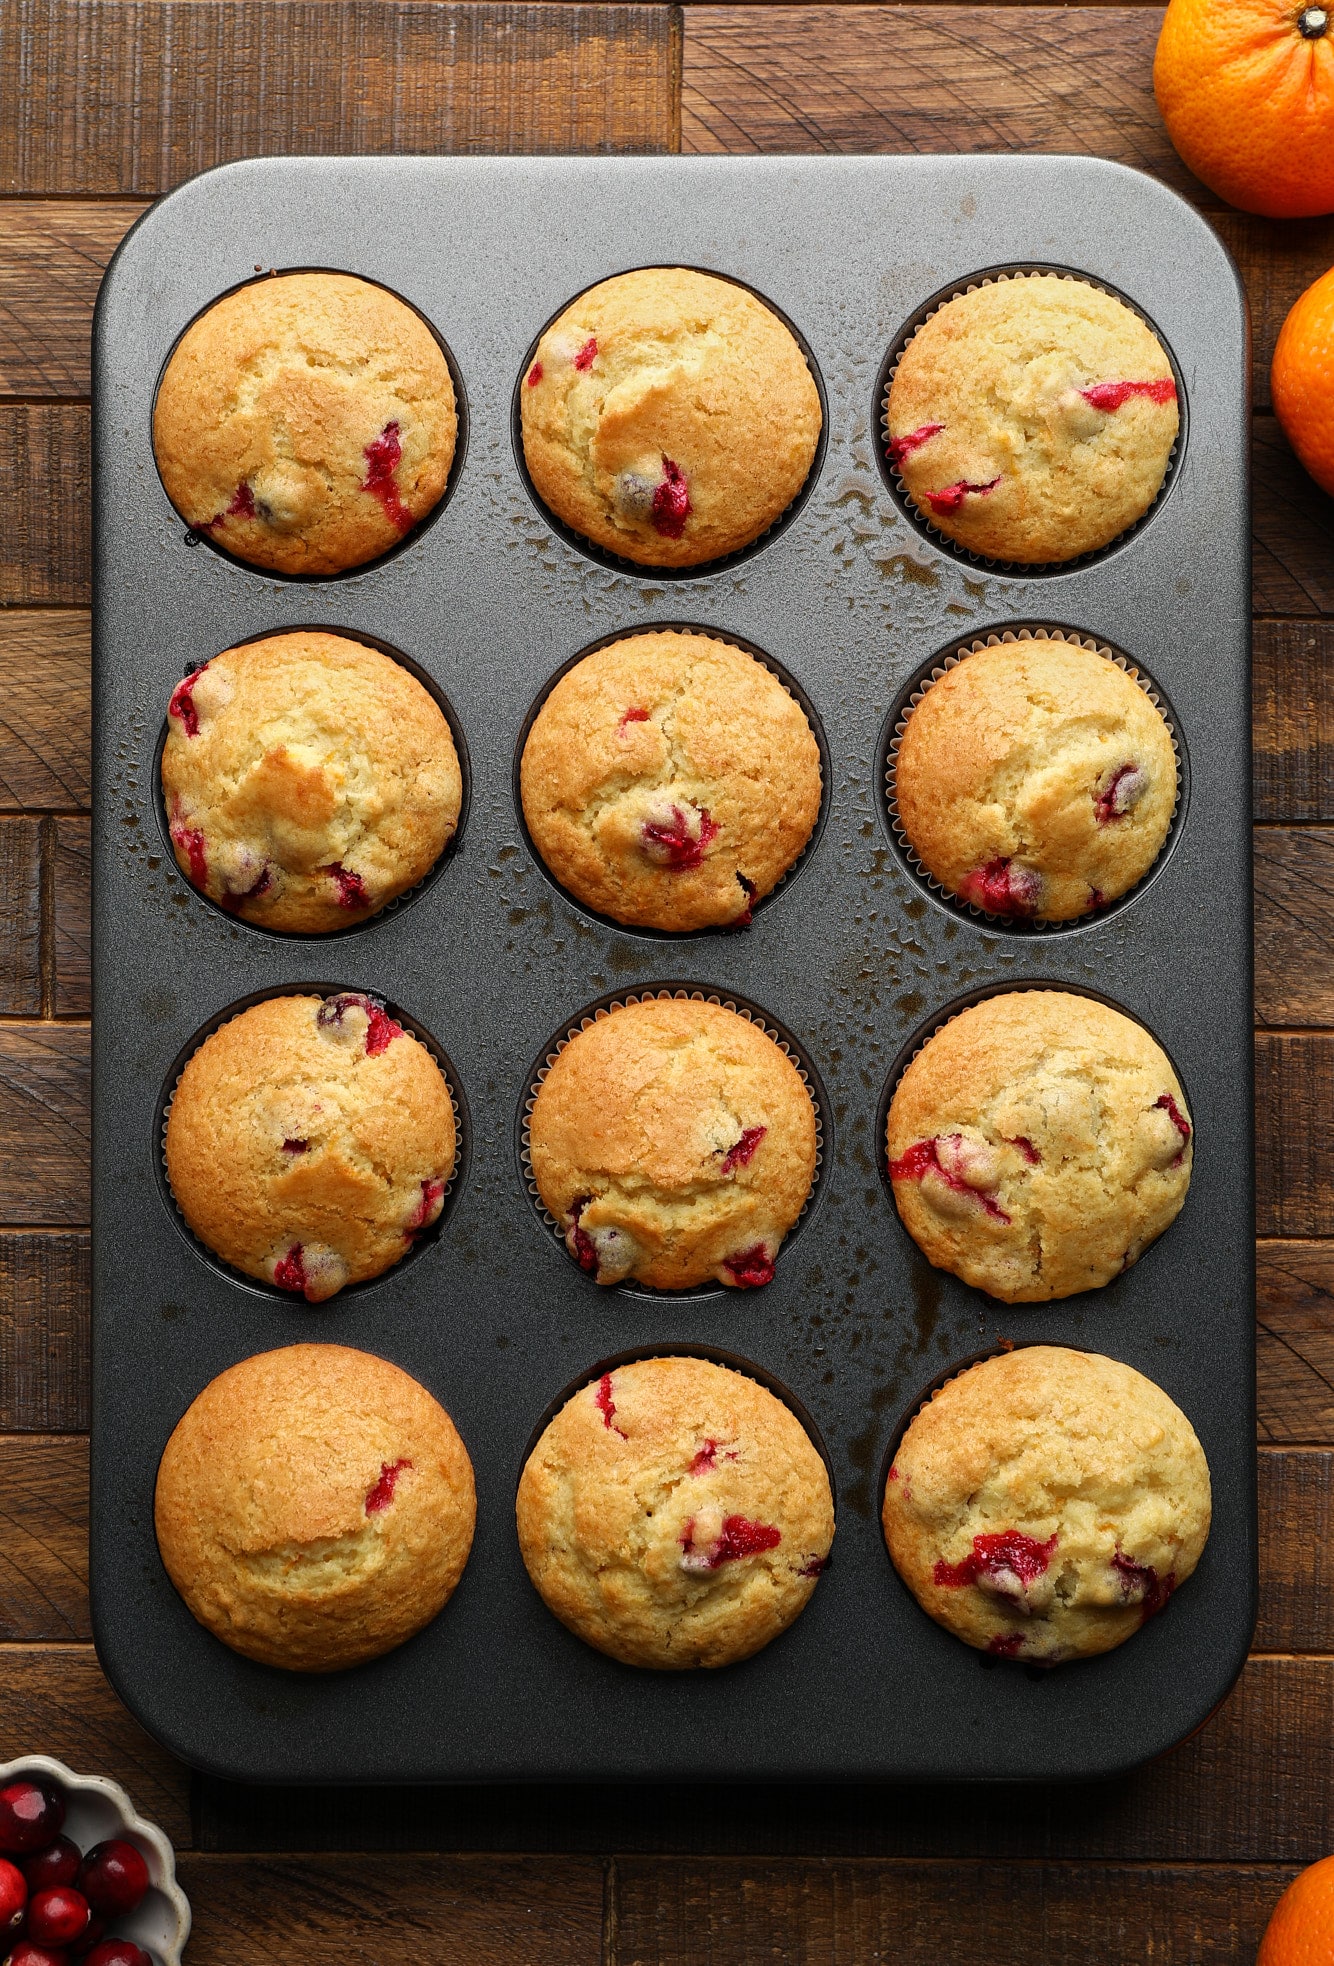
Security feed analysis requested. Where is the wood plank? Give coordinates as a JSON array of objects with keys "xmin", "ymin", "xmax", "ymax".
[
  {"xmin": 1257, "ymin": 1447, "xmax": 1334, "ymax": 1651},
  {"xmin": 681, "ymin": 6, "xmax": 1210, "ymax": 204},
  {"xmin": 0, "ymin": 1436, "xmax": 88, "ymax": 1642},
  {"xmin": 0, "ymin": 203, "xmax": 145, "ymax": 399},
  {"xmin": 0, "ymin": 406, "xmax": 89, "ymax": 607},
  {"xmin": 1254, "ymin": 620, "xmax": 1334, "ymax": 825},
  {"xmin": 1255, "ymin": 827, "xmax": 1334, "ymax": 1029},
  {"xmin": 1217, "ymin": 213, "xmax": 1334, "ymax": 416},
  {"xmin": 0, "ymin": 612, "xmax": 91, "ymax": 815},
  {"xmin": 0, "ymin": 1025, "xmax": 90, "ymax": 1225},
  {"xmin": 0, "ymin": 1231, "xmax": 89, "ymax": 1431},
  {"xmin": 0, "ymin": 0, "xmax": 679, "ymax": 197},
  {"xmin": 52, "ymin": 815, "xmax": 90, "ymax": 1018},
  {"xmin": 614, "ymin": 1857, "xmax": 1296, "ymax": 1964},
  {"xmin": 0, "ymin": 818, "xmax": 42, "ymax": 1016},
  {"xmin": 1257, "ymin": 1241, "xmax": 1334, "ymax": 1446},
  {"xmin": 1256, "ymin": 1035, "xmax": 1334, "ymax": 1238},
  {"xmin": 175, "ymin": 1853, "xmax": 605, "ymax": 1964},
  {"xmin": 1253, "ymin": 413, "xmax": 1334, "ymax": 619},
  {"xmin": 0, "ymin": 1646, "xmax": 191, "ymax": 1845}
]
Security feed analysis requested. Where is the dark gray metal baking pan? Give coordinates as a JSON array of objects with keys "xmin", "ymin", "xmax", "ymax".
[{"xmin": 90, "ymin": 153, "xmax": 1254, "ymax": 1785}]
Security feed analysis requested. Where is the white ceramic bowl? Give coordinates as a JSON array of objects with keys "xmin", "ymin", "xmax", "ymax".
[{"xmin": 0, "ymin": 1756, "xmax": 190, "ymax": 1964}]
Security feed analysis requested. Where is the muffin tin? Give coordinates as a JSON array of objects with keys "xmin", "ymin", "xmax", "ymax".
[{"xmin": 91, "ymin": 153, "xmax": 1253, "ymax": 1784}]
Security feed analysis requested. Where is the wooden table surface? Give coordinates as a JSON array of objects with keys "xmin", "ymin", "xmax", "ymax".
[{"xmin": 1, "ymin": 1, "xmax": 1332, "ymax": 1958}]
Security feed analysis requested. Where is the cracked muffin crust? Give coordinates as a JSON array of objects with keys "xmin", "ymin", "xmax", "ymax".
[
  {"xmin": 528, "ymin": 997, "xmax": 818, "ymax": 1290},
  {"xmin": 155, "ymin": 1343, "xmax": 476, "ymax": 1672},
  {"xmin": 882, "ymin": 1345, "xmax": 1211, "ymax": 1664},
  {"xmin": 517, "ymin": 1355, "xmax": 834, "ymax": 1668},
  {"xmin": 893, "ymin": 637, "xmax": 1177, "ymax": 922},
  {"xmin": 520, "ymin": 630, "xmax": 822, "ymax": 931},
  {"xmin": 520, "ymin": 267, "xmax": 822, "ymax": 567},
  {"xmin": 153, "ymin": 271, "xmax": 456, "ymax": 574},
  {"xmin": 886, "ymin": 991, "xmax": 1192, "ymax": 1302},
  {"xmin": 886, "ymin": 274, "xmax": 1178, "ymax": 563},
  {"xmin": 165, "ymin": 993, "xmax": 456, "ymax": 1301},
  {"xmin": 161, "ymin": 630, "xmax": 463, "ymax": 933}
]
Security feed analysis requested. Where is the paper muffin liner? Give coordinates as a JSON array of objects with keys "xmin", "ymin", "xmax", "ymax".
[
  {"xmin": 513, "ymin": 624, "xmax": 831, "ymax": 938},
  {"xmin": 883, "ymin": 625, "xmax": 1185, "ymax": 934},
  {"xmin": 511, "ymin": 266, "xmax": 828, "ymax": 583},
  {"xmin": 519, "ymin": 985, "xmax": 825, "ymax": 1294},
  {"xmin": 876, "ymin": 265, "xmax": 1184, "ymax": 576},
  {"xmin": 158, "ymin": 986, "xmax": 464, "ymax": 1302}
]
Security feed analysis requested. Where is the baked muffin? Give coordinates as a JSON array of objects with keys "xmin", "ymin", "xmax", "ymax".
[
  {"xmin": 166, "ymin": 993, "xmax": 455, "ymax": 1301},
  {"xmin": 156, "ymin": 1343, "xmax": 475, "ymax": 1672},
  {"xmin": 520, "ymin": 267, "xmax": 821, "ymax": 567},
  {"xmin": 886, "ymin": 991, "xmax": 1192, "ymax": 1302},
  {"xmin": 528, "ymin": 997, "xmax": 818, "ymax": 1290},
  {"xmin": 154, "ymin": 271, "xmax": 456, "ymax": 575},
  {"xmin": 521, "ymin": 631, "xmax": 821, "ymax": 931},
  {"xmin": 162, "ymin": 630, "xmax": 462, "ymax": 932},
  {"xmin": 882, "ymin": 1346, "xmax": 1211, "ymax": 1664},
  {"xmin": 517, "ymin": 1355, "xmax": 833, "ymax": 1668},
  {"xmin": 893, "ymin": 637, "xmax": 1176, "ymax": 921},
  {"xmin": 885, "ymin": 274, "xmax": 1178, "ymax": 563}
]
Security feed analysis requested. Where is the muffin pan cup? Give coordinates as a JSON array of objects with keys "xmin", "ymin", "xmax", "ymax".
[{"xmin": 91, "ymin": 153, "xmax": 1253, "ymax": 1785}]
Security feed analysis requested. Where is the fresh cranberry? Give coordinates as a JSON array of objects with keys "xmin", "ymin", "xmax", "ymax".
[
  {"xmin": 573, "ymin": 337, "xmax": 597, "ymax": 371},
  {"xmin": 565, "ymin": 1199, "xmax": 598, "ymax": 1275},
  {"xmin": 798, "ymin": 1554, "xmax": 829, "ymax": 1577},
  {"xmin": 25, "ymin": 1885, "xmax": 90, "ymax": 1947},
  {"xmin": 19, "ymin": 1841, "xmax": 78, "ymax": 1894},
  {"xmin": 1080, "ymin": 379, "xmax": 1176, "ymax": 412},
  {"xmin": 1094, "ymin": 761, "xmax": 1148, "ymax": 824},
  {"xmin": 68, "ymin": 1917, "xmax": 107, "ymax": 1958},
  {"xmin": 407, "ymin": 1176, "xmax": 446, "ymax": 1237},
  {"xmin": 5, "ymin": 1943, "xmax": 70, "ymax": 1966},
  {"xmin": 199, "ymin": 481, "xmax": 256, "ymax": 532},
  {"xmin": 680, "ymin": 1514, "xmax": 782, "ymax": 1572},
  {"xmin": 924, "ymin": 476, "xmax": 1001, "ymax": 516},
  {"xmin": 617, "ymin": 706, "xmax": 651, "ymax": 736},
  {"xmin": 957, "ymin": 857, "xmax": 1040, "ymax": 918},
  {"xmin": 0, "ymin": 1783, "xmax": 64, "ymax": 1856},
  {"xmin": 734, "ymin": 874, "xmax": 757, "ymax": 927},
  {"xmin": 1155, "ymin": 1092, "xmax": 1191, "ymax": 1162},
  {"xmin": 887, "ymin": 421, "xmax": 945, "ymax": 467},
  {"xmin": 168, "ymin": 816, "xmax": 208, "ymax": 890},
  {"xmin": 80, "ymin": 1945, "xmax": 153, "ymax": 1966},
  {"xmin": 650, "ymin": 457, "xmax": 691, "ymax": 538},
  {"xmin": 281, "ymin": 1137, "xmax": 308, "ymax": 1154},
  {"xmin": 323, "ymin": 863, "xmax": 369, "ymax": 910},
  {"xmin": 316, "ymin": 992, "xmax": 402, "ymax": 1056},
  {"xmin": 272, "ymin": 1244, "xmax": 307, "ymax": 1294},
  {"xmin": 639, "ymin": 804, "xmax": 719, "ymax": 872},
  {"xmin": 361, "ymin": 421, "xmax": 414, "ymax": 533},
  {"xmin": 1113, "ymin": 1552, "xmax": 1176, "ymax": 1620},
  {"xmin": 987, "ymin": 1633, "xmax": 1026, "ymax": 1658},
  {"xmin": 718, "ymin": 1126, "xmax": 766, "ymax": 1175},
  {"xmin": 593, "ymin": 1373, "xmax": 626, "ymax": 1437},
  {"xmin": 888, "ymin": 1137, "xmax": 1011, "ymax": 1223},
  {"xmin": 217, "ymin": 862, "xmax": 272, "ymax": 912},
  {"xmin": 364, "ymin": 1459, "xmax": 412, "ymax": 1515},
  {"xmin": 0, "ymin": 1859, "xmax": 25, "ymax": 1936},
  {"xmin": 721, "ymin": 1244, "xmax": 776, "ymax": 1289},
  {"xmin": 934, "ymin": 1530, "xmax": 1058, "ymax": 1592},
  {"xmin": 1005, "ymin": 1136, "xmax": 1041, "ymax": 1165},
  {"xmin": 74, "ymin": 1844, "xmax": 148, "ymax": 1923},
  {"xmin": 166, "ymin": 663, "xmax": 206, "ymax": 737},
  {"xmin": 526, "ymin": 361, "xmax": 543, "ymax": 387},
  {"xmin": 687, "ymin": 1439, "xmax": 736, "ymax": 1475}
]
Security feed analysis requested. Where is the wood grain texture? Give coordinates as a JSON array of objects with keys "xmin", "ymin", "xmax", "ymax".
[
  {"xmin": 176, "ymin": 1853, "xmax": 605, "ymax": 1964},
  {"xmin": 0, "ymin": 202, "xmax": 144, "ymax": 398},
  {"xmin": 1256, "ymin": 1447, "xmax": 1334, "ymax": 1650},
  {"xmin": 1253, "ymin": 414, "xmax": 1334, "ymax": 619},
  {"xmin": 1254, "ymin": 620, "xmax": 1334, "ymax": 825},
  {"xmin": 52, "ymin": 815, "xmax": 90, "ymax": 1018},
  {"xmin": 0, "ymin": 1025, "xmax": 90, "ymax": 1224},
  {"xmin": 0, "ymin": 1646, "xmax": 190, "ymax": 1844},
  {"xmin": 1257, "ymin": 1241, "xmax": 1334, "ymax": 1445},
  {"xmin": 1217, "ymin": 213, "xmax": 1334, "ymax": 416},
  {"xmin": 681, "ymin": 6, "xmax": 1207, "ymax": 202},
  {"xmin": 0, "ymin": 1231, "xmax": 89, "ymax": 1431},
  {"xmin": 0, "ymin": 406, "xmax": 89, "ymax": 606},
  {"xmin": 613, "ymin": 1858, "xmax": 1295, "ymax": 1964},
  {"xmin": 0, "ymin": 818, "xmax": 42, "ymax": 1016},
  {"xmin": 0, "ymin": 0, "xmax": 679, "ymax": 196},
  {"xmin": 0, "ymin": 1436, "xmax": 88, "ymax": 1641},
  {"xmin": 0, "ymin": 613, "xmax": 91, "ymax": 815},
  {"xmin": 1255, "ymin": 827, "xmax": 1334, "ymax": 1029},
  {"xmin": 1256, "ymin": 1035, "xmax": 1334, "ymax": 1238}
]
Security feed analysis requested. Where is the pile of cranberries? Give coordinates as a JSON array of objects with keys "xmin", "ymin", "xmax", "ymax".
[{"xmin": 0, "ymin": 1778, "xmax": 155, "ymax": 1966}]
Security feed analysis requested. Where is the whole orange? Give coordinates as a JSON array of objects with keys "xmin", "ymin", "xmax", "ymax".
[
  {"xmin": 1272, "ymin": 266, "xmax": 1334, "ymax": 496},
  {"xmin": 1154, "ymin": 0, "xmax": 1334, "ymax": 218},
  {"xmin": 1258, "ymin": 1855, "xmax": 1334, "ymax": 1965}
]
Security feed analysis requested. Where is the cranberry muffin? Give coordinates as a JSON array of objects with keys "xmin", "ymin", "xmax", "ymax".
[
  {"xmin": 520, "ymin": 267, "xmax": 821, "ymax": 567},
  {"xmin": 528, "ymin": 997, "xmax": 818, "ymax": 1290},
  {"xmin": 893, "ymin": 636, "xmax": 1176, "ymax": 921},
  {"xmin": 887, "ymin": 991, "xmax": 1192, "ymax": 1302},
  {"xmin": 165, "ymin": 993, "xmax": 455, "ymax": 1301},
  {"xmin": 156, "ymin": 1344, "xmax": 476, "ymax": 1671},
  {"xmin": 517, "ymin": 1355, "xmax": 834, "ymax": 1668},
  {"xmin": 886, "ymin": 274, "xmax": 1178, "ymax": 563},
  {"xmin": 162, "ymin": 630, "xmax": 462, "ymax": 932},
  {"xmin": 521, "ymin": 630, "xmax": 821, "ymax": 931},
  {"xmin": 883, "ymin": 1346, "xmax": 1211, "ymax": 1664},
  {"xmin": 154, "ymin": 271, "xmax": 456, "ymax": 574}
]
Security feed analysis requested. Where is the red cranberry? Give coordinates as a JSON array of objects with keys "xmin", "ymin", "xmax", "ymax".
[
  {"xmin": 68, "ymin": 1916, "xmax": 107, "ymax": 1958},
  {"xmin": 199, "ymin": 481, "xmax": 256, "ymax": 533},
  {"xmin": 75, "ymin": 1844, "xmax": 149, "ymax": 1922},
  {"xmin": 322, "ymin": 862, "xmax": 369, "ymax": 910},
  {"xmin": 5, "ymin": 1943, "xmax": 70, "ymax": 1966},
  {"xmin": 526, "ymin": 361, "xmax": 543, "ymax": 387},
  {"xmin": 20, "ymin": 1841, "xmax": 79, "ymax": 1894},
  {"xmin": 361, "ymin": 421, "xmax": 414, "ymax": 533},
  {"xmin": 957, "ymin": 857, "xmax": 1040, "ymax": 918},
  {"xmin": 887, "ymin": 420, "xmax": 945, "ymax": 468},
  {"xmin": 573, "ymin": 337, "xmax": 597, "ymax": 371},
  {"xmin": 0, "ymin": 1860, "xmax": 25, "ymax": 1937},
  {"xmin": 650, "ymin": 457, "xmax": 690, "ymax": 538},
  {"xmin": 721, "ymin": 1244, "xmax": 776, "ymax": 1289},
  {"xmin": 1080, "ymin": 379, "xmax": 1176, "ymax": 412},
  {"xmin": 718, "ymin": 1125, "xmax": 766, "ymax": 1175},
  {"xmin": 25, "ymin": 1885, "xmax": 90, "ymax": 1947},
  {"xmin": 81, "ymin": 1945, "xmax": 153, "ymax": 1966},
  {"xmin": 734, "ymin": 873, "xmax": 757, "ymax": 927},
  {"xmin": 364, "ymin": 1459, "xmax": 412, "ymax": 1516},
  {"xmin": 679, "ymin": 1513, "xmax": 781, "ymax": 1572},
  {"xmin": 0, "ymin": 1783, "xmax": 64, "ymax": 1856},
  {"xmin": 934, "ymin": 1529, "xmax": 1058, "ymax": 1593},
  {"xmin": 924, "ymin": 475, "xmax": 1001, "ymax": 516}
]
